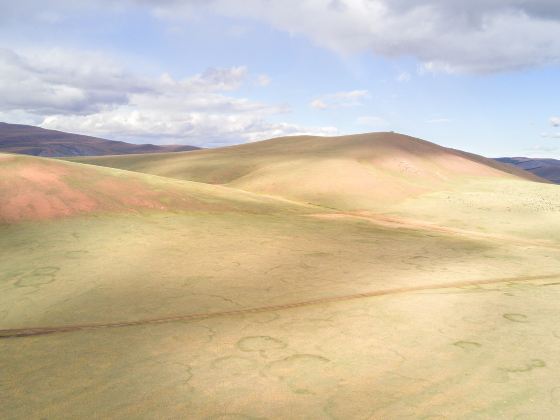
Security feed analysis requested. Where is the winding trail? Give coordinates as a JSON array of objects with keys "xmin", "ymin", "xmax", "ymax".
[{"xmin": 1, "ymin": 273, "xmax": 559, "ymax": 339}]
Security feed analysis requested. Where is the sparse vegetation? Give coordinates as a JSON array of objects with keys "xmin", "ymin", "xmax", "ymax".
[{"xmin": 2, "ymin": 133, "xmax": 560, "ymax": 418}]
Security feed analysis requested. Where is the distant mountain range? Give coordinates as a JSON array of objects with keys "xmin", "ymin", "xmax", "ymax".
[
  {"xmin": 0, "ymin": 122, "xmax": 199, "ymax": 157},
  {"xmin": 495, "ymin": 157, "xmax": 560, "ymax": 184}
]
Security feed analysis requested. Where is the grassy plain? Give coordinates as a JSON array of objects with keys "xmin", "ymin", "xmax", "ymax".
[{"xmin": 2, "ymin": 134, "xmax": 560, "ymax": 418}]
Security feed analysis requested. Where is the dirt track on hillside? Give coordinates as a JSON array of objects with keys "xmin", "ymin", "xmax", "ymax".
[{"xmin": 2, "ymin": 273, "xmax": 559, "ymax": 339}]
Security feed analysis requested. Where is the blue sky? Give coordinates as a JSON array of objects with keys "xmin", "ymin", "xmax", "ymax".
[{"xmin": 1, "ymin": 1, "xmax": 559, "ymax": 157}]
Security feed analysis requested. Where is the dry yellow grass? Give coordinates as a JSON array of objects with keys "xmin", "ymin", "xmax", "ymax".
[
  {"xmin": 0, "ymin": 152, "xmax": 306, "ymax": 223},
  {"xmin": 2, "ymin": 133, "xmax": 560, "ymax": 418},
  {"xmin": 73, "ymin": 132, "xmax": 544, "ymax": 211}
]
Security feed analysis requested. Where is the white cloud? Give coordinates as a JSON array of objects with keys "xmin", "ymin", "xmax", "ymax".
[
  {"xmin": 310, "ymin": 90, "xmax": 369, "ymax": 110},
  {"xmin": 41, "ymin": 110, "xmax": 338, "ymax": 146},
  {"xmin": 5, "ymin": 1, "xmax": 560, "ymax": 73},
  {"xmin": 551, "ymin": 116, "xmax": 560, "ymax": 127},
  {"xmin": 0, "ymin": 47, "xmax": 335, "ymax": 146},
  {"xmin": 0, "ymin": 48, "xmax": 142, "ymax": 115},
  {"xmin": 142, "ymin": 0, "xmax": 560, "ymax": 74},
  {"xmin": 242, "ymin": 123, "xmax": 338, "ymax": 142}
]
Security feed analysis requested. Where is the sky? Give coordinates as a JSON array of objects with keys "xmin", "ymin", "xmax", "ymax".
[{"xmin": 1, "ymin": 0, "xmax": 559, "ymax": 157}]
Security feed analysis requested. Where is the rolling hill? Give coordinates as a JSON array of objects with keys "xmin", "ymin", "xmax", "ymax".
[
  {"xmin": 0, "ymin": 122, "xmax": 199, "ymax": 157},
  {"xmin": 74, "ymin": 132, "xmax": 546, "ymax": 211},
  {"xmin": 496, "ymin": 156, "xmax": 560, "ymax": 184},
  {"xmin": 3, "ymin": 132, "xmax": 560, "ymax": 418},
  {"xmin": 0, "ymin": 152, "xmax": 300, "ymax": 224}
]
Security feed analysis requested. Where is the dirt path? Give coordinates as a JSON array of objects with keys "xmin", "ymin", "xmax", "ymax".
[{"xmin": 1, "ymin": 273, "xmax": 559, "ymax": 339}]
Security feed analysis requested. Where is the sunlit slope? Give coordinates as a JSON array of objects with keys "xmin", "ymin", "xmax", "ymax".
[
  {"xmin": 3, "ymin": 138, "xmax": 560, "ymax": 418},
  {"xmin": 3, "ymin": 204, "xmax": 560, "ymax": 418},
  {"xmin": 3, "ymin": 150, "xmax": 558, "ymax": 331},
  {"xmin": 2, "ymin": 189, "xmax": 559, "ymax": 333},
  {"xmin": 72, "ymin": 132, "xmax": 545, "ymax": 211},
  {"xmin": 0, "ymin": 153, "xmax": 303, "ymax": 223},
  {"xmin": 72, "ymin": 132, "xmax": 558, "ymax": 242},
  {"xmin": 386, "ymin": 177, "xmax": 560, "ymax": 242}
]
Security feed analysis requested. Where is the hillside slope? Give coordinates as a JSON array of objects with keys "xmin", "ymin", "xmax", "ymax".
[
  {"xmin": 73, "ymin": 132, "xmax": 546, "ymax": 211},
  {"xmin": 0, "ymin": 153, "xmax": 299, "ymax": 223},
  {"xmin": 4, "ymin": 134, "xmax": 560, "ymax": 419},
  {"xmin": 0, "ymin": 122, "xmax": 199, "ymax": 157},
  {"xmin": 496, "ymin": 157, "xmax": 560, "ymax": 184}
]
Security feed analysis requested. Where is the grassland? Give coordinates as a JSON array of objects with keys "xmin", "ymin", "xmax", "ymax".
[
  {"xmin": 72, "ymin": 132, "xmax": 543, "ymax": 212},
  {"xmin": 3, "ymin": 133, "xmax": 560, "ymax": 418}
]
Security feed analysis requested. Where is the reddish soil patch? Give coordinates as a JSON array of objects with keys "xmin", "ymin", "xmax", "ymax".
[
  {"xmin": 0, "ymin": 154, "xmax": 215, "ymax": 223},
  {"xmin": 1, "ymin": 159, "xmax": 97, "ymax": 222}
]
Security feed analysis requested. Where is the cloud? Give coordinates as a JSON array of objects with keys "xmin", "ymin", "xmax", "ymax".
[
  {"xmin": 9, "ymin": 2, "xmax": 560, "ymax": 73},
  {"xmin": 310, "ymin": 90, "xmax": 369, "ymax": 110},
  {"xmin": 0, "ymin": 47, "xmax": 335, "ymax": 146},
  {"xmin": 551, "ymin": 116, "xmax": 560, "ymax": 127},
  {"xmin": 241, "ymin": 123, "xmax": 338, "ymax": 142},
  {"xmin": 0, "ymin": 48, "xmax": 143, "ymax": 115},
  {"xmin": 142, "ymin": 0, "xmax": 560, "ymax": 74},
  {"xmin": 40, "ymin": 111, "xmax": 339, "ymax": 146}
]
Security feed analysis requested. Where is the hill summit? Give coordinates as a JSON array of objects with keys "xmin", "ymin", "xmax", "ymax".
[{"xmin": 74, "ymin": 132, "xmax": 545, "ymax": 211}]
